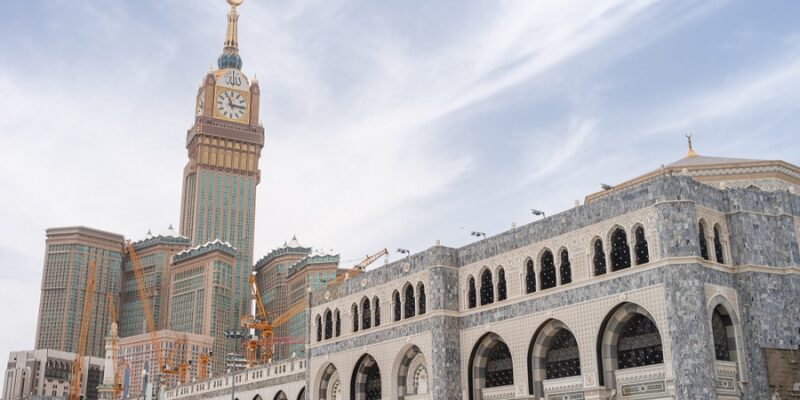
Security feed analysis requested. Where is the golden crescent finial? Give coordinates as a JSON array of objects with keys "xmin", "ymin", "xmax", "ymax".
[
  {"xmin": 685, "ymin": 133, "xmax": 697, "ymax": 157},
  {"xmin": 227, "ymin": 0, "xmax": 244, "ymax": 7}
]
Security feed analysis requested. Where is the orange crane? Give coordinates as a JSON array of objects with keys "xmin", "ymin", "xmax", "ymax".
[
  {"xmin": 126, "ymin": 242, "xmax": 190, "ymax": 387},
  {"xmin": 240, "ymin": 274, "xmax": 273, "ymax": 366},
  {"xmin": 330, "ymin": 248, "xmax": 388, "ymax": 285},
  {"xmin": 69, "ymin": 260, "xmax": 97, "ymax": 400}
]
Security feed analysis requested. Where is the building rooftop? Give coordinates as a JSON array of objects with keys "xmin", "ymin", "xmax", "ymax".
[
  {"xmin": 173, "ymin": 239, "xmax": 237, "ymax": 263},
  {"xmin": 254, "ymin": 235, "xmax": 312, "ymax": 270},
  {"xmin": 288, "ymin": 252, "xmax": 340, "ymax": 277},
  {"xmin": 133, "ymin": 225, "xmax": 191, "ymax": 250}
]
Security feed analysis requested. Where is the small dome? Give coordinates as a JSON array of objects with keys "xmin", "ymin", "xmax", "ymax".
[
  {"xmin": 218, "ymin": 51, "xmax": 242, "ymax": 70},
  {"xmin": 160, "ymin": 224, "xmax": 182, "ymax": 238},
  {"xmin": 287, "ymin": 235, "xmax": 304, "ymax": 248}
]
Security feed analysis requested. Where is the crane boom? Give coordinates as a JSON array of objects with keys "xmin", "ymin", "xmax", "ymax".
[
  {"xmin": 126, "ymin": 242, "xmax": 166, "ymax": 373},
  {"xmin": 69, "ymin": 260, "xmax": 97, "ymax": 400}
]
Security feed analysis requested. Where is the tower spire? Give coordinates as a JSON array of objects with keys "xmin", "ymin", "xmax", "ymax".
[
  {"xmin": 685, "ymin": 133, "xmax": 697, "ymax": 157},
  {"xmin": 218, "ymin": 0, "xmax": 244, "ymax": 70}
]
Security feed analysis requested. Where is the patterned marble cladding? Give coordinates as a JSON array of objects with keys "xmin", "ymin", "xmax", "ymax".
[
  {"xmin": 430, "ymin": 316, "xmax": 462, "ymax": 400},
  {"xmin": 312, "ymin": 176, "xmax": 800, "ymax": 308}
]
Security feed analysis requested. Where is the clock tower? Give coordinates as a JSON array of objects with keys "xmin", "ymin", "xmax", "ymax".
[{"xmin": 179, "ymin": 0, "xmax": 263, "ymax": 349}]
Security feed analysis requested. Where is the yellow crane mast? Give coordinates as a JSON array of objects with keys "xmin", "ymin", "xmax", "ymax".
[{"xmin": 69, "ymin": 260, "xmax": 97, "ymax": 400}]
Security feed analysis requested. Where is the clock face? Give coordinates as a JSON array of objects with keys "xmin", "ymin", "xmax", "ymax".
[
  {"xmin": 216, "ymin": 90, "xmax": 247, "ymax": 120},
  {"xmin": 196, "ymin": 92, "xmax": 205, "ymax": 116}
]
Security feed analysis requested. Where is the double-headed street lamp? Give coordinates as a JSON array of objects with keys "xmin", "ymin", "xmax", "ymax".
[{"xmin": 224, "ymin": 329, "xmax": 248, "ymax": 400}]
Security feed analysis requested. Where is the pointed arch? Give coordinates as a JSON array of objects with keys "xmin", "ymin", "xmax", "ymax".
[
  {"xmin": 609, "ymin": 227, "xmax": 631, "ymax": 271},
  {"xmin": 273, "ymin": 391, "xmax": 287, "ymax": 400},
  {"xmin": 324, "ymin": 309, "xmax": 333, "ymax": 340},
  {"xmin": 496, "ymin": 268, "xmax": 507, "ymax": 301},
  {"xmin": 480, "ymin": 268, "xmax": 494, "ymax": 305},
  {"xmin": 394, "ymin": 345, "xmax": 428, "ymax": 399},
  {"xmin": 540, "ymin": 250, "xmax": 556, "ymax": 290},
  {"xmin": 527, "ymin": 319, "xmax": 581, "ymax": 397},
  {"xmin": 404, "ymin": 283, "xmax": 415, "ymax": 318},
  {"xmin": 361, "ymin": 297, "xmax": 371, "ymax": 330},
  {"xmin": 351, "ymin": 303, "xmax": 359, "ymax": 333},
  {"xmin": 417, "ymin": 283, "xmax": 426, "ymax": 315},
  {"xmin": 598, "ymin": 303, "xmax": 664, "ymax": 388},
  {"xmin": 468, "ymin": 332, "xmax": 514, "ymax": 400},
  {"xmin": 373, "ymin": 297, "xmax": 381, "ymax": 327},
  {"xmin": 713, "ymin": 224, "xmax": 725, "ymax": 264},
  {"xmin": 334, "ymin": 309, "xmax": 341, "ymax": 337},
  {"xmin": 468, "ymin": 276, "xmax": 477, "ymax": 309},
  {"xmin": 316, "ymin": 362, "xmax": 338, "ymax": 400},
  {"xmin": 525, "ymin": 258, "xmax": 536, "ymax": 294},
  {"xmin": 698, "ymin": 220, "xmax": 710, "ymax": 260},
  {"xmin": 393, "ymin": 290, "xmax": 402, "ymax": 321},
  {"xmin": 296, "ymin": 387, "xmax": 305, "ymax": 400},
  {"xmin": 592, "ymin": 238, "xmax": 607, "ymax": 276},
  {"xmin": 316, "ymin": 314, "xmax": 322, "ymax": 342},
  {"xmin": 559, "ymin": 249, "xmax": 572, "ymax": 285},
  {"xmin": 633, "ymin": 225, "xmax": 650, "ymax": 265},
  {"xmin": 351, "ymin": 354, "xmax": 381, "ymax": 400}
]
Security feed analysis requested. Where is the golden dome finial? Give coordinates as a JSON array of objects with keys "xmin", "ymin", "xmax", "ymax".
[
  {"xmin": 227, "ymin": 0, "xmax": 244, "ymax": 7},
  {"xmin": 685, "ymin": 133, "xmax": 697, "ymax": 157},
  {"xmin": 219, "ymin": 0, "xmax": 244, "ymax": 69}
]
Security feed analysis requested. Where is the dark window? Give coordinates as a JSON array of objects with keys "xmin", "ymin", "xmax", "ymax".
[
  {"xmin": 373, "ymin": 298, "xmax": 381, "ymax": 327},
  {"xmin": 545, "ymin": 329, "xmax": 581, "ymax": 379},
  {"xmin": 525, "ymin": 260, "xmax": 536, "ymax": 293},
  {"xmin": 468, "ymin": 277, "xmax": 477, "ymax": 309},
  {"xmin": 540, "ymin": 251, "xmax": 556, "ymax": 290},
  {"xmin": 617, "ymin": 314, "xmax": 664, "ymax": 369},
  {"xmin": 393, "ymin": 290, "xmax": 401, "ymax": 321},
  {"xmin": 713, "ymin": 226, "xmax": 725, "ymax": 264},
  {"xmin": 559, "ymin": 250, "xmax": 572, "ymax": 285},
  {"xmin": 316, "ymin": 315, "xmax": 322, "ymax": 342},
  {"xmin": 404, "ymin": 285, "xmax": 415, "ymax": 318},
  {"xmin": 480, "ymin": 270, "xmax": 494, "ymax": 305},
  {"xmin": 361, "ymin": 298, "xmax": 371, "ymax": 330},
  {"xmin": 485, "ymin": 341, "xmax": 514, "ymax": 388},
  {"xmin": 610, "ymin": 228, "xmax": 631, "ymax": 272},
  {"xmin": 712, "ymin": 307, "xmax": 732, "ymax": 361},
  {"xmin": 324, "ymin": 310, "xmax": 332, "ymax": 340},
  {"xmin": 334, "ymin": 310, "xmax": 341, "ymax": 337},
  {"xmin": 418, "ymin": 285, "xmax": 426, "ymax": 315},
  {"xmin": 698, "ymin": 222, "xmax": 709, "ymax": 260},
  {"xmin": 593, "ymin": 239, "xmax": 607, "ymax": 276},
  {"xmin": 497, "ymin": 269, "xmax": 507, "ymax": 301},
  {"xmin": 352, "ymin": 304, "xmax": 359, "ymax": 332},
  {"xmin": 364, "ymin": 363, "xmax": 381, "ymax": 400},
  {"xmin": 634, "ymin": 226, "xmax": 650, "ymax": 265}
]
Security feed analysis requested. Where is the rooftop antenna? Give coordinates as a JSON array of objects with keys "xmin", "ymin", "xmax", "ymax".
[{"xmin": 686, "ymin": 133, "xmax": 697, "ymax": 157}]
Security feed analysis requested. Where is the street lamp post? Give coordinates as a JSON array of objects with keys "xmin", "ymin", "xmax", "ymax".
[{"xmin": 224, "ymin": 329, "xmax": 247, "ymax": 400}]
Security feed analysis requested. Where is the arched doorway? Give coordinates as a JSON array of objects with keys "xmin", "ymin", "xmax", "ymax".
[
  {"xmin": 468, "ymin": 332, "xmax": 514, "ymax": 400},
  {"xmin": 395, "ymin": 345, "xmax": 428, "ymax": 399},
  {"xmin": 274, "ymin": 391, "xmax": 288, "ymax": 400},
  {"xmin": 598, "ymin": 303, "xmax": 664, "ymax": 388},
  {"xmin": 351, "ymin": 354, "xmax": 381, "ymax": 400},
  {"xmin": 317, "ymin": 363, "xmax": 339, "ymax": 400},
  {"xmin": 528, "ymin": 320, "xmax": 581, "ymax": 397}
]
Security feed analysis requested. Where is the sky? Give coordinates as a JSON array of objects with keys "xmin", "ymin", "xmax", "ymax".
[{"xmin": 1, "ymin": 0, "xmax": 800, "ymax": 381}]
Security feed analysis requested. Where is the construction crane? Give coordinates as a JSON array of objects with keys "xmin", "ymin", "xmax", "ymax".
[
  {"xmin": 106, "ymin": 293, "xmax": 123, "ymax": 400},
  {"xmin": 240, "ymin": 274, "xmax": 273, "ymax": 366},
  {"xmin": 69, "ymin": 260, "xmax": 97, "ymax": 400},
  {"xmin": 330, "ymin": 248, "xmax": 388, "ymax": 285},
  {"xmin": 126, "ymin": 242, "xmax": 191, "ymax": 388}
]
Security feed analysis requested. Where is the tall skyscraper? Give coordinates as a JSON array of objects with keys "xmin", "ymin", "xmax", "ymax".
[
  {"xmin": 178, "ymin": 0, "xmax": 264, "ymax": 339},
  {"xmin": 34, "ymin": 226, "xmax": 124, "ymax": 358}
]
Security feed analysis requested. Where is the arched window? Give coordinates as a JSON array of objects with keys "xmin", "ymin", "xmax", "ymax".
[
  {"xmin": 316, "ymin": 315, "xmax": 322, "ymax": 342},
  {"xmin": 497, "ymin": 269, "xmax": 507, "ymax": 301},
  {"xmin": 559, "ymin": 250, "xmax": 571, "ymax": 285},
  {"xmin": 417, "ymin": 284, "xmax": 426, "ymax": 315},
  {"xmin": 373, "ymin": 297, "xmax": 381, "ymax": 327},
  {"xmin": 393, "ymin": 290, "xmax": 401, "ymax": 322},
  {"xmin": 713, "ymin": 225, "xmax": 725, "ymax": 264},
  {"xmin": 324, "ymin": 309, "xmax": 332, "ymax": 340},
  {"xmin": 485, "ymin": 341, "xmax": 513, "ymax": 388},
  {"xmin": 712, "ymin": 305, "xmax": 735, "ymax": 361},
  {"xmin": 334, "ymin": 310, "xmax": 341, "ymax": 337},
  {"xmin": 617, "ymin": 314, "xmax": 664, "ymax": 369},
  {"xmin": 546, "ymin": 329, "xmax": 581, "ymax": 379},
  {"xmin": 593, "ymin": 239, "xmax": 607, "ymax": 276},
  {"xmin": 525, "ymin": 259, "xmax": 536, "ymax": 293},
  {"xmin": 610, "ymin": 228, "xmax": 631, "ymax": 271},
  {"xmin": 361, "ymin": 298, "xmax": 371, "ymax": 330},
  {"xmin": 480, "ymin": 269, "xmax": 494, "ymax": 305},
  {"xmin": 540, "ymin": 251, "xmax": 556, "ymax": 290},
  {"xmin": 404, "ymin": 284, "xmax": 415, "ymax": 318},
  {"xmin": 698, "ymin": 221, "xmax": 709, "ymax": 260},
  {"xmin": 468, "ymin": 277, "xmax": 477, "ymax": 309},
  {"xmin": 352, "ymin": 304, "xmax": 359, "ymax": 333},
  {"xmin": 634, "ymin": 226, "xmax": 649, "ymax": 265},
  {"xmin": 352, "ymin": 355, "xmax": 381, "ymax": 400}
]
